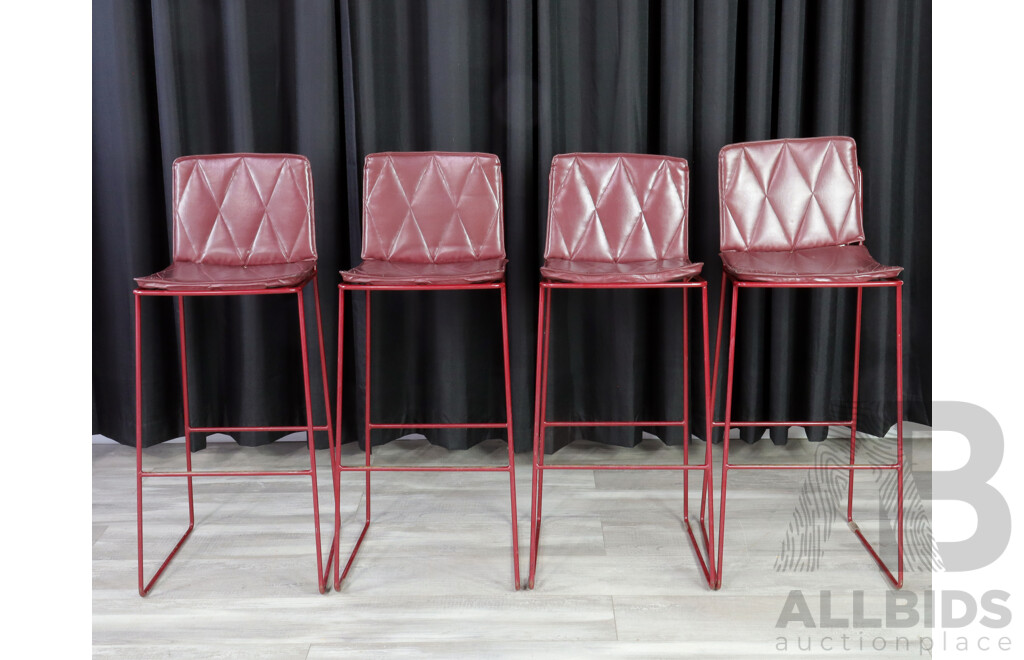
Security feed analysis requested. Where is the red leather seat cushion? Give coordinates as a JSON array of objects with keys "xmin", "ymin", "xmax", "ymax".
[
  {"xmin": 135, "ymin": 154, "xmax": 321, "ymax": 292},
  {"xmin": 540, "ymin": 257, "xmax": 703, "ymax": 284},
  {"xmin": 341, "ymin": 258, "xmax": 507, "ymax": 285},
  {"xmin": 721, "ymin": 245, "xmax": 902, "ymax": 283},
  {"xmin": 135, "ymin": 261, "xmax": 316, "ymax": 291}
]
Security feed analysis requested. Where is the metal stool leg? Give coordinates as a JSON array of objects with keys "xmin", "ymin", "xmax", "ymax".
[
  {"xmin": 297, "ymin": 287, "xmax": 327, "ymax": 593},
  {"xmin": 177, "ymin": 297, "xmax": 197, "ymax": 531},
  {"xmin": 337, "ymin": 289, "xmax": 373, "ymax": 588},
  {"xmin": 848, "ymin": 282, "xmax": 904, "ymax": 588},
  {"xmin": 683, "ymin": 288, "xmax": 690, "ymax": 522},
  {"xmin": 700, "ymin": 285, "xmax": 717, "ymax": 584},
  {"xmin": 499, "ymin": 283, "xmax": 521, "ymax": 589},
  {"xmin": 333, "ymin": 285, "xmax": 346, "ymax": 591},
  {"xmin": 311, "ymin": 278, "xmax": 337, "ymax": 590},
  {"xmin": 683, "ymin": 284, "xmax": 716, "ymax": 587},
  {"xmin": 528, "ymin": 285, "xmax": 551, "ymax": 589},
  {"xmin": 136, "ymin": 293, "xmax": 195, "ymax": 597},
  {"xmin": 847, "ymin": 287, "xmax": 864, "ymax": 522},
  {"xmin": 715, "ymin": 278, "xmax": 739, "ymax": 589}
]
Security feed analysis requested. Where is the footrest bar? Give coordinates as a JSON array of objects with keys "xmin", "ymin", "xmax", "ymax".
[
  {"xmin": 368, "ymin": 422, "xmax": 507, "ymax": 429},
  {"xmin": 712, "ymin": 420, "xmax": 853, "ymax": 428},
  {"xmin": 141, "ymin": 469, "xmax": 314, "ymax": 478},
  {"xmin": 538, "ymin": 464, "xmax": 710, "ymax": 471},
  {"xmin": 725, "ymin": 463, "xmax": 899, "ymax": 471},
  {"xmin": 543, "ymin": 420, "xmax": 689, "ymax": 427},
  {"xmin": 336, "ymin": 465, "xmax": 510, "ymax": 472},
  {"xmin": 188, "ymin": 425, "xmax": 330, "ymax": 433}
]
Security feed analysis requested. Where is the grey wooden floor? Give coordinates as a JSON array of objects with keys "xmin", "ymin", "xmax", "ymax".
[{"xmin": 93, "ymin": 435, "xmax": 932, "ymax": 659}]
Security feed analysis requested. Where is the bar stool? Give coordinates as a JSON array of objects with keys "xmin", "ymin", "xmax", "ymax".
[
  {"xmin": 527, "ymin": 153, "xmax": 716, "ymax": 590},
  {"xmin": 133, "ymin": 153, "xmax": 335, "ymax": 595},
  {"xmin": 713, "ymin": 136, "xmax": 904, "ymax": 589},
  {"xmin": 334, "ymin": 152, "xmax": 520, "ymax": 590}
]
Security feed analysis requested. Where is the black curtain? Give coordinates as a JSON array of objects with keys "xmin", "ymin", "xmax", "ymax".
[{"xmin": 93, "ymin": 0, "xmax": 931, "ymax": 452}]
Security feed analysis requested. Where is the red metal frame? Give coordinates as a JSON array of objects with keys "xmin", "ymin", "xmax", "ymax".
[
  {"xmin": 527, "ymin": 278, "xmax": 717, "ymax": 590},
  {"xmin": 333, "ymin": 280, "xmax": 521, "ymax": 591},
  {"xmin": 711, "ymin": 274, "xmax": 903, "ymax": 589},
  {"xmin": 134, "ymin": 274, "xmax": 337, "ymax": 596}
]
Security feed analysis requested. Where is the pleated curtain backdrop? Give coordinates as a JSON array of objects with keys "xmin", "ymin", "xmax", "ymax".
[{"xmin": 93, "ymin": 0, "xmax": 931, "ymax": 452}]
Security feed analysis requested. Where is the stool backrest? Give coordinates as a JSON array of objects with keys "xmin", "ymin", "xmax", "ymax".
[
  {"xmin": 544, "ymin": 153, "xmax": 690, "ymax": 263},
  {"xmin": 718, "ymin": 136, "xmax": 864, "ymax": 253},
  {"xmin": 172, "ymin": 153, "xmax": 316, "ymax": 266},
  {"xmin": 361, "ymin": 152, "xmax": 505, "ymax": 263}
]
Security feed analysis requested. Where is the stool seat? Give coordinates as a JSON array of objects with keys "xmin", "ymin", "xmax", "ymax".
[
  {"xmin": 341, "ymin": 257, "xmax": 506, "ymax": 285},
  {"xmin": 135, "ymin": 261, "xmax": 316, "ymax": 291},
  {"xmin": 540, "ymin": 256, "xmax": 703, "ymax": 284},
  {"xmin": 720, "ymin": 245, "xmax": 902, "ymax": 283}
]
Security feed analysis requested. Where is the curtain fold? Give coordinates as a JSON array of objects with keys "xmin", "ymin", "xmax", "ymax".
[{"xmin": 93, "ymin": 0, "xmax": 931, "ymax": 453}]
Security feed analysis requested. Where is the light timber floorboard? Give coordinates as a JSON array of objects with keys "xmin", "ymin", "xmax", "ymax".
[{"xmin": 94, "ymin": 435, "xmax": 932, "ymax": 658}]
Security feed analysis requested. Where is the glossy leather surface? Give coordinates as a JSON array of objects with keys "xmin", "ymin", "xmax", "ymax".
[
  {"xmin": 341, "ymin": 257, "xmax": 506, "ymax": 285},
  {"xmin": 134, "ymin": 261, "xmax": 316, "ymax": 291},
  {"xmin": 541, "ymin": 153, "xmax": 701, "ymax": 283},
  {"xmin": 540, "ymin": 257, "xmax": 701, "ymax": 284},
  {"xmin": 136, "ymin": 153, "xmax": 318, "ymax": 290},
  {"xmin": 342, "ymin": 152, "xmax": 506, "ymax": 285},
  {"xmin": 719, "ymin": 137, "xmax": 864, "ymax": 252},
  {"xmin": 721, "ymin": 245, "xmax": 902, "ymax": 283},
  {"xmin": 718, "ymin": 137, "xmax": 900, "ymax": 283}
]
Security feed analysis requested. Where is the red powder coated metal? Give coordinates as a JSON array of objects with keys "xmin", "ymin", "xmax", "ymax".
[
  {"xmin": 711, "ymin": 274, "xmax": 904, "ymax": 590},
  {"xmin": 134, "ymin": 276, "xmax": 336, "ymax": 596},
  {"xmin": 526, "ymin": 278, "xmax": 718, "ymax": 590},
  {"xmin": 134, "ymin": 154, "xmax": 335, "ymax": 596},
  {"xmin": 332, "ymin": 280, "xmax": 521, "ymax": 591},
  {"xmin": 712, "ymin": 137, "xmax": 905, "ymax": 590},
  {"xmin": 333, "ymin": 152, "xmax": 522, "ymax": 591},
  {"xmin": 527, "ymin": 153, "xmax": 717, "ymax": 590}
]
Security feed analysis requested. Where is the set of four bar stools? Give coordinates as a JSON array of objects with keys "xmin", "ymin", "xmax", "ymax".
[{"xmin": 133, "ymin": 136, "xmax": 904, "ymax": 596}]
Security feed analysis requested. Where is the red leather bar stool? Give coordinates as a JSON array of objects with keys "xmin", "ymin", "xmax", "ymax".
[
  {"xmin": 133, "ymin": 153, "xmax": 335, "ymax": 595},
  {"xmin": 527, "ymin": 153, "xmax": 716, "ymax": 590},
  {"xmin": 713, "ymin": 136, "xmax": 904, "ymax": 589},
  {"xmin": 334, "ymin": 152, "xmax": 520, "ymax": 590}
]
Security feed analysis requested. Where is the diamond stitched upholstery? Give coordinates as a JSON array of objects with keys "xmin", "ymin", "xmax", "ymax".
[
  {"xmin": 135, "ymin": 154, "xmax": 318, "ymax": 291},
  {"xmin": 360, "ymin": 152, "xmax": 505, "ymax": 263},
  {"xmin": 717, "ymin": 137, "xmax": 901, "ymax": 283},
  {"xmin": 545, "ymin": 153, "xmax": 691, "ymax": 262},
  {"xmin": 541, "ymin": 153, "xmax": 701, "ymax": 283},
  {"xmin": 718, "ymin": 137, "xmax": 864, "ymax": 253},
  {"xmin": 172, "ymin": 153, "xmax": 316, "ymax": 265}
]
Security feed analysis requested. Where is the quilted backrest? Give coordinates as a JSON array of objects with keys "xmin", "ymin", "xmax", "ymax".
[
  {"xmin": 172, "ymin": 153, "xmax": 316, "ymax": 265},
  {"xmin": 544, "ymin": 153, "xmax": 690, "ymax": 262},
  {"xmin": 718, "ymin": 136, "xmax": 865, "ymax": 252},
  {"xmin": 361, "ymin": 152, "xmax": 505, "ymax": 263}
]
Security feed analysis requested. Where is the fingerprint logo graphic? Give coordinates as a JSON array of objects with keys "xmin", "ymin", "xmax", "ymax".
[{"xmin": 774, "ymin": 438, "xmax": 941, "ymax": 573}]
